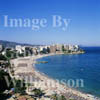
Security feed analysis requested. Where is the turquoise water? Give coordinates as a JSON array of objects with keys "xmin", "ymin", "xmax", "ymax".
[{"xmin": 35, "ymin": 47, "xmax": 100, "ymax": 97}]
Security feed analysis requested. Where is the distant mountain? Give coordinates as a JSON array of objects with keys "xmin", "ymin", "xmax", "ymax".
[{"xmin": 0, "ymin": 40, "xmax": 40, "ymax": 48}]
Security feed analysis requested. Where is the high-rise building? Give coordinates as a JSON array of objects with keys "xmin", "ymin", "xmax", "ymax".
[
  {"xmin": 50, "ymin": 45, "xmax": 56, "ymax": 53},
  {"xmin": 56, "ymin": 44, "xmax": 62, "ymax": 51}
]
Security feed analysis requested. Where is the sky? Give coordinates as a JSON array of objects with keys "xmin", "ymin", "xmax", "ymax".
[{"xmin": 0, "ymin": 0, "xmax": 100, "ymax": 46}]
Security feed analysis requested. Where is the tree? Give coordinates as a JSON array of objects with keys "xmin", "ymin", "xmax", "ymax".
[
  {"xmin": 62, "ymin": 45, "xmax": 66, "ymax": 52},
  {"xmin": 51, "ymin": 94, "xmax": 66, "ymax": 100},
  {"xmin": 68, "ymin": 50, "xmax": 71, "ymax": 53},
  {"xmin": 60, "ymin": 95, "xmax": 66, "ymax": 100},
  {"xmin": 51, "ymin": 94, "xmax": 58, "ymax": 100},
  {"xmin": 0, "ymin": 54, "xmax": 7, "ymax": 61},
  {"xmin": 14, "ymin": 80, "xmax": 26, "ymax": 95},
  {"xmin": 5, "ymin": 50, "xmax": 17, "ymax": 59},
  {"xmin": 32, "ymin": 88, "xmax": 44, "ymax": 98},
  {"xmin": 0, "ymin": 70, "xmax": 13, "ymax": 93},
  {"xmin": 26, "ymin": 83, "xmax": 31, "ymax": 92},
  {"xmin": 47, "ymin": 47, "xmax": 50, "ymax": 53}
]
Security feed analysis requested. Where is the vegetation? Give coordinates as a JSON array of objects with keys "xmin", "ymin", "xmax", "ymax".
[
  {"xmin": 51, "ymin": 94, "xmax": 58, "ymax": 100},
  {"xmin": 51, "ymin": 94, "xmax": 67, "ymax": 100},
  {"xmin": 0, "ymin": 70, "xmax": 13, "ymax": 100},
  {"xmin": 5, "ymin": 50, "xmax": 17, "ymax": 59},
  {"xmin": 32, "ymin": 88, "xmax": 44, "ymax": 98},
  {"xmin": 18, "ymin": 53, "xmax": 24, "ymax": 57},
  {"xmin": 47, "ymin": 47, "xmax": 50, "ymax": 53},
  {"xmin": 25, "ymin": 47, "xmax": 33, "ymax": 56},
  {"xmin": 0, "ymin": 70, "xmax": 13, "ymax": 93},
  {"xmin": 14, "ymin": 79, "xmax": 26, "ymax": 94},
  {"xmin": 0, "ymin": 54, "xmax": 7, "ymax": 61},
  {"xmin": 60, "ymin": 95, "xmax": 66, "ymax": 100},
  {"xmin": 62, "ymin": 45, "xmax": 66, "ymax": 52}
]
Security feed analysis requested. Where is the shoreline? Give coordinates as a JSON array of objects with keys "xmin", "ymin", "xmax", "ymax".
[
  {"xmin": 33, "ymin": 54, "xmax": 99, "ymax": 100},
  {"xmin": 10, "ymin": 54, "xmax": 100, "ymax": 100}
]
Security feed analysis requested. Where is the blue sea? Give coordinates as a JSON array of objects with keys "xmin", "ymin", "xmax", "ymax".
[{"xmin": 35, "ymin": 47, "xmax": 100, "ymax": 97}]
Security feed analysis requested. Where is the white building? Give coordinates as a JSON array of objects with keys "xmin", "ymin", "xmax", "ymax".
[
  {"xmin": 32, "ymin": 47, "xmax": 38, "ymax": 55},
  {"xmin": 74, "ymin": 45, "xmax": 79, "ymax": 49},
  {"xmin": 68, "ymin": 45, "xmax": 79, "ymax": 51},
  {"xmin": 16, "ymin": 45, "xmax": 23, "ymax": 53},
  {"xmin": 74, "ymin": 45, "xmax": 79, "ymax": 51},
  {"xmin": 39, "ymin": 46, "xmax": 44, "ymax": 51},
  {"xmin": 21, "ymin": 46, "xmax": 26, "ymax": 51},
  {"xmin": 64, "ymin": 44, "xmax": 69, "ymax": 50},
  {"xmin": 56, "ymin": 44, "xmax": 62, "ymax": 51},
  {"xmin": 0, "ymin": 45, "xmax": 3, "ymax": 52},
  {"xmin": 68, "ymin": 45, "xmax": 74, "ymax": 51}
]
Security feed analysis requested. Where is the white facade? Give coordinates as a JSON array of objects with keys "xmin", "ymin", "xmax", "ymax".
[
  {"xmin": 56, "ymin": 44, "xmax": 62, "ymax": 51},
  {"xmin": 2, "ymin": 51, "xmax": 6, "ymax": 55},
  {"xmin": 0, "ymin": 45, "xmax": 3, "ymax": 52},
  {"xmin": 74, "ymin": 45, "xmax": 79, "ymax": 51},
  {"xmin": 21, "ymin": 46, "xmax": 26, "ymax": 51},
  {"xmin": 68, "ymin": 45, "xmax": 74, "ymax": 51},
  {"xmin": 16, "ymin": 45, "xmax": 23, "ymax": 53},
  {"xmin": 39, "ymin": 46, "xmax": 44, "ymax": 51},
  {"xmin": 64, "ymin": 44, "xmax": 69, "ymax": 50},
  {"xmin": 68, "ymin": 45, "xmax": 79, "ymax": 51},
  {"xmin": 74, "ymin": 45, "xmax": 79, "ymax": 49}
]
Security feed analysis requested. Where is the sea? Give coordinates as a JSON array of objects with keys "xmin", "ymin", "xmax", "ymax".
[{"xmin": 35, "ymin": 47, "xmax": 100, "ymax": 97}]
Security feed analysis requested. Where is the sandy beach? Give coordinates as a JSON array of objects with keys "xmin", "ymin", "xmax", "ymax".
[{"xmin": 10, "ymin": 54, "xmax": 100, "ymax": 100}]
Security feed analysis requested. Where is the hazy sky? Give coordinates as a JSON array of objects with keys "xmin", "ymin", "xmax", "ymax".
[{"xmin": 0, "ymin": 0, "xmax": 99, "ymax": 46}]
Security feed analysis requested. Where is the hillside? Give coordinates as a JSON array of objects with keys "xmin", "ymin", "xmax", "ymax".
[{"xmin": 0, "ymin": 40, "xmax": 40, "ymax": 48}]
